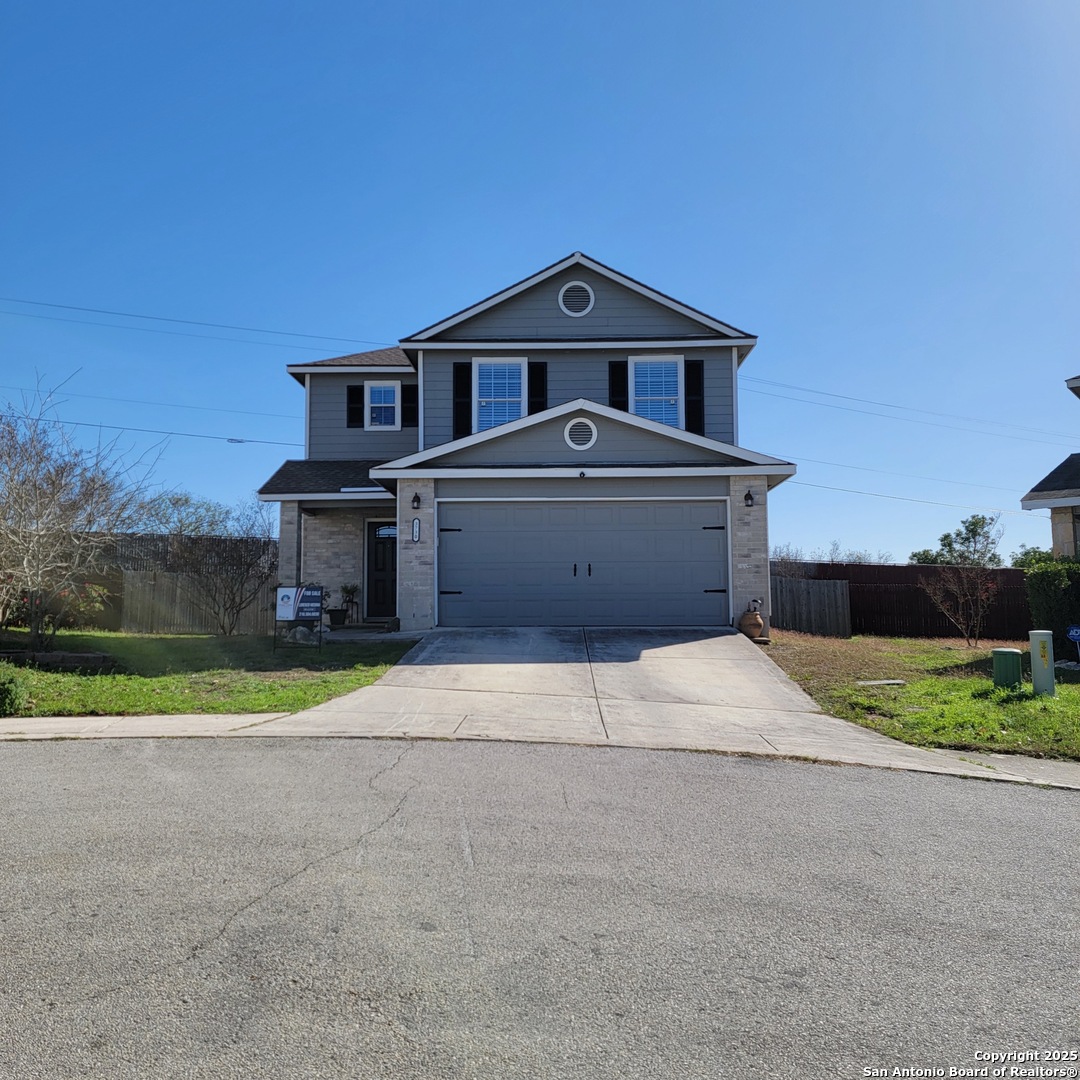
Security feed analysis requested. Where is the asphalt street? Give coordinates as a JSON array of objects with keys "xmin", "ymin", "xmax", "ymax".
[{"xmin": 1, "ymin": 739, "xmax": 1076, "ymax": 1079}]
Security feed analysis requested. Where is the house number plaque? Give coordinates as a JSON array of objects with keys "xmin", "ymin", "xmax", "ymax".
[{"xmin": 412, "ymin": 517, "xmax": 420, "ymax": 543}]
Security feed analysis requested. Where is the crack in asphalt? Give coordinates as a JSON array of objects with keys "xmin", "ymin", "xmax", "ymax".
[
  {"xmin": 69, "ymin": 743, "xmax": 418, "ymax": 1007},
  {"xmin": 581, "ymin": 628, "xmax": 610, "ymax": 740}
]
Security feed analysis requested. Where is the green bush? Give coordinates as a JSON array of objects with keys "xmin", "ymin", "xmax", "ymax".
[
  {"xmin": 1025, "ymin": 559, "xmax": 1080, "ymax": 650},
  {"xmin": 0, "ymin": 663, "xmax": 29, "ymax": 718}
]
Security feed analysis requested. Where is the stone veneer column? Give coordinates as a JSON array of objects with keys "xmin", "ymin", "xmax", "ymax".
[
  {"xmin": 278, "ymin": 501, "xmax": 301, "ymax": 585},
  {"xmin": 729, "ymin": 475, "xmax": 771, "ymax": 633},
  {"xmin": 396, "ymin": 479, "xmax": 436, "ymax": 631}
]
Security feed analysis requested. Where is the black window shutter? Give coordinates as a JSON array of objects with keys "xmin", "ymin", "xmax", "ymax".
[
  {"xmin": 401, "ymin": 384, "xmax": 419, "ymax": 428},
  {"xmin": 346, "ymin": 385, "xmax": 364, "ymax": 428},
  {"xmin": 527, "ymin": 362, "xmax": 547, "ymax": 415},
  {"xmin": 608, "ymin": 361, "xmax": 629, "ymax": 411},
  {"xmin": 684, "ymin": 359, "xmax": 705, "ymax": 435},
  {"xmin": 452, "ymin": 363, "xmax": 472, "ymax": 439}
]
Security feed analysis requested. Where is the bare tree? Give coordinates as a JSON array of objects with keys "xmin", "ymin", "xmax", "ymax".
[
  {"xmin": 156, "ymin": 493, "xmax": 278, "ymax": 636},
  {"xmin": 911, "ymin": 515, "xmax": 1004, "ymax": 646},
  {"xmin": 0, "ymin": 391, "xmax": 155, "ymax": 650}
]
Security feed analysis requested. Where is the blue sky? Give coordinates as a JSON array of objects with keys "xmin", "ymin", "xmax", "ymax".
[{"xmin": 3, "ymin": 0, "xmax": 1078, "ymax": 562}]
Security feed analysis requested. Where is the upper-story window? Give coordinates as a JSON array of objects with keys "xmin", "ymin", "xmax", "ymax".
[
  {"xmin": 347, "ymin": 381, "xmax": 401, "ymax": 430},
  {"xmin": 630, "ymin": 357, "xmax": 683, "ymax": 428},
  {"xmin": 474, "ymin": 359, "xmax": 524, "ymax": 432}
]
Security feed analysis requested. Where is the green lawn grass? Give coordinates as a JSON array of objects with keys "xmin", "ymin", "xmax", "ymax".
[
  {"xmin": 768, "ymin": 632, "xmax": 1080, "ymax": 761},
  {"xmin": 0, "ymin": 629, "xmax": 417, "ymax": 716}
]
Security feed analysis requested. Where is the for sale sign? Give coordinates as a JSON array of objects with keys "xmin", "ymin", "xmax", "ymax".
[{"xmin": 276, "ymin": 586, "xmax": 323, "ymax": 621}]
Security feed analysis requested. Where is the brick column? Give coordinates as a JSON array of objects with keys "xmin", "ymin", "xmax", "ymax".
[
  {"xmin": 1050, "ymin": 506, "xmax": 1079, "ymax": 559},
  {"xmin": 278, "ymin": 501, "xmax": 301, "ymax": 585},
  {"xmin": 396, "ymin": 480, "xmax": 436, "ymax": 631},
  {"xmin": 729, "ymin": 475, "xmax": 771, "ymax": 633}
]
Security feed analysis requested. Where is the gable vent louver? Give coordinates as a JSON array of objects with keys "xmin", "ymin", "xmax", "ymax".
[
  {"xmin": 564, "ymin": 417, "xmax": 598, "ymax": 450},
  {"xmin": 558, "ymin": 280, "xmax": 595, "ymax": 317}
]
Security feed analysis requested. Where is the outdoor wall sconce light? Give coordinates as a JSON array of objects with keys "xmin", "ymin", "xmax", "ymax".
[
  {"xmin": 744, "ymin": 490, "xmax": 754, "ymax": 508},
  {"xmin": 411, "ymin": 492, "xmax": 421, "ymax": 510}
]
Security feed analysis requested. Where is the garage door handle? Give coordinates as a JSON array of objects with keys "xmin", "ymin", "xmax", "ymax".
[
  {"xmin": 439, "ymin": 590, "xmax": 463, "ymax": 595},
  {"xmin": 703, "ymin": 589, "xmax": 728, "ymax": 594},
  {"xmin": 588, "ymin": 563, "xmax": 592, "ymax": 576},
  {"xmin": 573, "ymin": 563, "xmax": 577, "ymax": 577}
]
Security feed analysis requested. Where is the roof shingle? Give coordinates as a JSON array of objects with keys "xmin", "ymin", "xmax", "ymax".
[{"xmin": 258, "ymin": 460, "xmax": 390, "ymax": 496}]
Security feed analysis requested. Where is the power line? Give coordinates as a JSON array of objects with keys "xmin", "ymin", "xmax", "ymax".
[
  {"xmin": 0, "ymin": 294, "xmax": 392, "ymax": 346},
  {"xmin": 744, "ymin": 387, "xmax": 1076, "ymax": 449},
  {"xmin": 788, "ymin": 479, "xmax": 1037, "ymax": 517},
  {"xmin": 0, "ymin": 308, "xmax": 351, "ymax": 352},
  {"xmin": 793, "ymin": 455, "xmax": 1019, "ymax": 494},
  {"xmin": 0, "ymin": 411, "xmax": 303, "ymax": 447},
  {"xmin": 743, "ymin": 375, "xmax": 1079, "ymax": 441},
  {"xmin": 0, "ymin": 383, "xmax": 302, "ymax": 422}
]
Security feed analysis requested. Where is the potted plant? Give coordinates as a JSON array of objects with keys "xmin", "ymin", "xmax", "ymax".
[
  {"xmin": 340, "ymin": 583, "xmax": 359, "ymax": 624},
  {"xmin": 326, "ymin": 588, "xmax": 349, "ymax": 628}
]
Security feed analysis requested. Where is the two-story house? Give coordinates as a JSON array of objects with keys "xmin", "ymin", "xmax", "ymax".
[
  {"xmin": 258, "ymin": 253, "xmax": 796, "ymax": 632},
  {"xmin": 1021, "ymin": 374, "xmax": 1080, "ymax": 557}
]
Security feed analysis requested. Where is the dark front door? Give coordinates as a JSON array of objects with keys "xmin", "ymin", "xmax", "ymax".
[{"xmin": 366, "ymin": 522, "xmax": 397, "ymax": 619}]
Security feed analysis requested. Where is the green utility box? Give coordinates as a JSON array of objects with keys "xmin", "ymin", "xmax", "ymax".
[{"xmin": 991, "ymin": 648, "xmax": 1023, "ymax": 689}]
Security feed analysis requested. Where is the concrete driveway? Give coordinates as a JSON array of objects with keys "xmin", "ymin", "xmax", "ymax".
[
  {"xmin": 246, "ymin": 627, "xmax": 1080, "ymax": 785},
  {"xmin": 7, "ymin": 627, "xmax": 1079, "ymax": 787}
]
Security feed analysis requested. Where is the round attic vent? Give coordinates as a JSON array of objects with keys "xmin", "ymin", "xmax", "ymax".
[
  {"xmin": 558, "ymin": 280, "xmax": 595, "ymax": 317},
  {"xmin": 564, "ymin": 417, "xmax": 598, "ymax": 450}
]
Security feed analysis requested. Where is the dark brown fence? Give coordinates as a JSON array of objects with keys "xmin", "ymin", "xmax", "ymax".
[
  {"xmin": 770, "ymin": 561, "xmax": 1032, "ymax": 640},
  {"xmin": 771, "ymin": 578, "xmax": 851, "ymax": 637}
]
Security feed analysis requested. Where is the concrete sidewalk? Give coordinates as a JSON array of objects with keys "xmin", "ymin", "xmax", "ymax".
[{"xmin": 2, "ymin": 627, "xmax": 1079, "ymax": 791}]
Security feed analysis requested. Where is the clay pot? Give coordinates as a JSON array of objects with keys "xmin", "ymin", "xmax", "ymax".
[{"xmin": 738, "ymin": 608, "xmax": 765, "ymax": 639}]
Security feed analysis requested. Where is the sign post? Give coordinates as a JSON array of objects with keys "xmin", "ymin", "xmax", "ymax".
[{"xmin": 1067, "ymin": 625, "xmax": 1080, "ymax": 664}]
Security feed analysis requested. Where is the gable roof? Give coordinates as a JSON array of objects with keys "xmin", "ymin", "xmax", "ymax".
[
  {"xmin": 400, "ymin": 252, "xmax": 754, "ymax": 343},
  {"xmin": 287, "ymin": 346, "xmax": 413, "ymax": 384},
  {"xmin": 370, "ymin": 399, "xmax": 795, "ymax": 486},
  {"xmin": 1021, "ymin": 453, "xmax": 1080, "ymax": 510}
]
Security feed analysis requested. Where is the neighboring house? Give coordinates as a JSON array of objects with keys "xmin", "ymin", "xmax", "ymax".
[
  {"xmin": 258, "ymin": 253, "xmax": 796, "ymax": 631},
  {"xmin": 1020, "ymin": 375, "xmax": 1080, "ymax": 558}
]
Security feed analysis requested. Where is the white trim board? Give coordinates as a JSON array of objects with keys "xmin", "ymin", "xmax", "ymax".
[
  {"xmin": 376, "ymin": 466, "xmax": 794, "ymax": 480},
  {"xmin": 402, "ymin": 338, "xmax": 755, "ymax": 351},
  {"xmin": 1021, "ymin": 496, "xmax": 1080, "ymax": 510},
  {"xmin": 435, "ymin": 496, "xmax": 729, "ymax": 503},
  {"xmin": 287, "ymin": 365, "xmax": 415, "ymax": 376},
  {"xmin": 258, "ymin": 491, "xmax": 393, "ymax": 502}
]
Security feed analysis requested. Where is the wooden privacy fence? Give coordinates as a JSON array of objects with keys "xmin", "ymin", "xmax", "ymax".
[
  {"xmin": 770, "ymin": 578, "xmax": 851, "ymax": 637},
  {"xmin": 119, "ymin": 571, "xmax": 277, "ymax": 635},
  {"xmin": 769, "ymin": 562, "xmax": 1033, "ymax": 639}
]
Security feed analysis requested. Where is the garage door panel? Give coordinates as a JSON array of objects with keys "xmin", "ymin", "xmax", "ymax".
[{"xmin": 437, "ymin": 500, "xmax": 727, "ymax": 626}]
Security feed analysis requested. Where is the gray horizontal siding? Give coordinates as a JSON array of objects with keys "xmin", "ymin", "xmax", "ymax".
[
  {"xmin": 436, "ymin": 476, "xmax": 732, "ymax": 500},
  {"xmin": 308, "ymin": 372, "xmax": 419, "ymax": 461},
  {"xmin": 439, "ymin": 267, "xmax": 723, "ymax": 341},
  {"xmin": 439, "ymin": 414, "xmax": 730, "ymax": 466},
  {"xmin": 423, "ymin": 348, "xmax": 737, "ymax": 449}
]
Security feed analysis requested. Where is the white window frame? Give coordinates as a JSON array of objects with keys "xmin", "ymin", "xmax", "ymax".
[
  {"xmin": 472, "ymin": 357, "xmax": 526, "ymax": 434},
  {"xmin": 364, "ymin": 380, "xmax": 401, "ymax": 432},
  {"xmin": 629, "ymin": 354, "xmax": 684, "ymax": 429}
]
